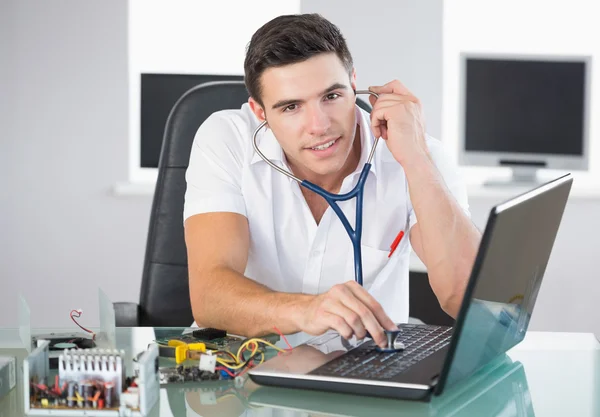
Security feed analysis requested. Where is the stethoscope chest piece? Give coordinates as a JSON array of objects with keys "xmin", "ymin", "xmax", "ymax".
[{"xmin": 375, "ymin": 329, "xmax": 405, "ymax": 353}]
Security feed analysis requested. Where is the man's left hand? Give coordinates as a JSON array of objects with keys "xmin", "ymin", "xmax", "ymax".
[{"xmin": 368, "ymin": 80, "xmax": 429, "ymax": 165}]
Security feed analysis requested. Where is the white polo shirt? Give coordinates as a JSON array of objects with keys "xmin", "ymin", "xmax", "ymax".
[{"xmin": 184, "ymin": 104, "xmax": 469, "ymax": 323}]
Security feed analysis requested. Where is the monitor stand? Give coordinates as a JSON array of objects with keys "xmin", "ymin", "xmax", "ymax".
[{"xmin": 484, "ymin": 167, "xmax": 544, "ymax": 187}]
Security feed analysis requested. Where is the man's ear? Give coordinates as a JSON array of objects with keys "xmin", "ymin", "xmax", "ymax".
[
  {"xmin": 248, "ymin": 97, "xmax": 267, "ymax": 124},
  {"xmin": 350, "ymin": 68, "xmax": 357, "ymax": 92}
]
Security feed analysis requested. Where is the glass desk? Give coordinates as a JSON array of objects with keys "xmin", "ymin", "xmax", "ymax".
[{"xmin": 0, "ymin": 327, "xmax": 598, "ymax": 417}]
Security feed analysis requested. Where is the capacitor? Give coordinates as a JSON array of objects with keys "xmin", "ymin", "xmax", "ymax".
[
  {"xmin": 80, "ymin": 381, "xmax": 92, "ymax": 408},
  {"xmin": 104, "ymin": 382, "xmax": 114, "ymax": 408},
  {"xmin": 67, "ymin": 381, "xmax": 76, "ymax": 407}
]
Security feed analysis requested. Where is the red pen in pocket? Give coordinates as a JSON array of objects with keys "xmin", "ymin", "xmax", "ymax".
[{"xmin": 388, "ymin": 230, "xmax": 405, "ymax": 258}]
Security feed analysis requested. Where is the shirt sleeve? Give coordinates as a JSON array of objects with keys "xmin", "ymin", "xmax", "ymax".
[
  {"xmin": 183, "ymin": 112, "xmax": 247, "ymax": 222},
  {"xmin": 408, "ymin": 135, "xmax": 470, "ymax": 230}
]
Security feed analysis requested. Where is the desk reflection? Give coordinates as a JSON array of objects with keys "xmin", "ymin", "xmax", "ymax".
[{"xmin": 168, "ymin": 354, "xmax": 534, "ymax": 417}]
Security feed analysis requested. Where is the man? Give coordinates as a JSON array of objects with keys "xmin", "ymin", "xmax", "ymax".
[{"xmin": 184, "ymin": 14, "xmax": 481, "ymax": 349}]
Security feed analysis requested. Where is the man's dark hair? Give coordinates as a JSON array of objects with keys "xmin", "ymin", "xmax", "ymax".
[{"xmin": 244, "ymin": 13, "xmax": 354, "ymax": 107}]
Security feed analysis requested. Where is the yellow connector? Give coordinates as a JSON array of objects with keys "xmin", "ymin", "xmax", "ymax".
[
  {"xmin": 187, "ymin": 343, "xmax": 207, "ymax": 352},
  {"xmin": 168, "ymin": 340, "xmax": 206, "ymax": 364}
]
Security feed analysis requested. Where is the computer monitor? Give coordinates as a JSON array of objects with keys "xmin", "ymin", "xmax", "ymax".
[{"xmin": 458, "ymin": 53, "xmax": 591, "ymax": 185}]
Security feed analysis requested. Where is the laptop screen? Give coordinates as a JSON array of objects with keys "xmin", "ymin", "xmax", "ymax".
[{"xmin": 440, "ymin": 176, "xmax": 571, "ymax": 390}]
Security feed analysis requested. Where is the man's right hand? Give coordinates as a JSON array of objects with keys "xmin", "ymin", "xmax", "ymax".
[
  {"xmin": 294, "ymin": 281, "xmax": 398, "ymax": 348},
  {"xmin": 187, "ymin": 212, "xmax": 398, "ymax": 343}
]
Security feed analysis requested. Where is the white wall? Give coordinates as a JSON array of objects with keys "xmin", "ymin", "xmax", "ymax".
[
  {"xmin": 301, "ymin": 0, "xmax": 443, "ymax": 139},
  {"xmin": 444, "ymin": 0, "xmax": 600, "ymax": 337},
  {"xmin": 0, "ymin": 2, "xmax": 15, "ymax": 201},
  {"xmin": 0, "ymin": 0, "xmax": 149, "ymax": 328}
]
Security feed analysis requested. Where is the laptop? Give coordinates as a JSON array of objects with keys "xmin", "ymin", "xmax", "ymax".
[{"xmin": 249, "ymin": 174, "xmax": 573, "ymax": 401}]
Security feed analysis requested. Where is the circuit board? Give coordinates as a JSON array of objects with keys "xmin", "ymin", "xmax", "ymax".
[
  {"xmin": 155, "ymin": 334, "xmax": 246, "ymax": 352},
  {"xmin": 154, "ymin": 329, "xmax": 281, "ymax": 385},
  {"xmin": 159, "ymin": 365, "xmax": 226, "ymax": 384},
  {"xmin": 154, "ymin": 331, "xmax": 279, "ymax": 353},
  {"xmin": 28, "ymin": 350, "xmax": 142, "ymax": 412}
]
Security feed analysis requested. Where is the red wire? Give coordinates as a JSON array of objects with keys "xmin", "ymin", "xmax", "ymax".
[
  {"xmin": 218, "ymin": 350, "xmax": 237, "ymax": 362},
  {"xmin": 237, "ymin": 367, "xmax": 252, "ymax": 377},
  {"xmin": 70, "ymin": 310, "xmax": 95, "ymax": 339},
  {"xmin": 273, "ymin": 326, "xmax": 293, "ymax": 351}
]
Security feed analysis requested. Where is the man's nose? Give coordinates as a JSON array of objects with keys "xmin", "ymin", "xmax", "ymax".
[{"xmin": 306, "ymin": 103, "xmax": 331, "ymax": 136}]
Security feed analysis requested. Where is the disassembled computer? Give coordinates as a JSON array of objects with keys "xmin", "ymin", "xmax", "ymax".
[{"xmin": 24, "ymin": 341, "xmax": 159, "ymax": 416}]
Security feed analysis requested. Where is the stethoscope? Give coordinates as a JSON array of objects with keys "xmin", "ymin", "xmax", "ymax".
[{"xmin": 252, "ymin": 90, "xmax": 379, "ymax": 286}]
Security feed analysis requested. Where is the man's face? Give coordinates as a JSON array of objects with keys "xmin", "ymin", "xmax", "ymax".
[{"xmin": 250, "ymin": 53, "xmax": 358, "ymax": 179}]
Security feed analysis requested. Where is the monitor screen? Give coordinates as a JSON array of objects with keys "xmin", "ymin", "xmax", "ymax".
[
  {"xmin": 141, "ymin": 73, "xmax": 244, "ymax": 168},
  {"xmin": 464, "ymin": 57, "xmax": 586, "ymax": 156}
]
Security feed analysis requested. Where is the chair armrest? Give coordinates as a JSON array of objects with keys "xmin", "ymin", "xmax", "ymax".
[{"xmin": 113, "ymin": 302, "xmax": 140, "ymax": 327}]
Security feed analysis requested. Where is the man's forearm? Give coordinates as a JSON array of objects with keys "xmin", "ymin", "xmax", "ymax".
[
  {"xmin": 402, "ymin": 153, "xmax": 481, "ymax": 315},
  {"xmin": 191, "ymin": 266, "xmax": 312, "ymax": 337}
]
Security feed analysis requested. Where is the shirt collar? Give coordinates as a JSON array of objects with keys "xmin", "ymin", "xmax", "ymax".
[{"xmin": 250, "ymin": 104, "xmax": 382, "ymax": 179}]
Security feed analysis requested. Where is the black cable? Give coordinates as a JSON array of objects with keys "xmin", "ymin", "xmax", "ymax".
[{"xmin": 236, "ymin": 351, "xmax": 261, "ymax": 373}]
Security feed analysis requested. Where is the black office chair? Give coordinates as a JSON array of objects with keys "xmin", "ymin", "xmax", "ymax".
[
  {"xmin": 114, "ymin": 81, "xmax": 250, "ymax": 326},
  {"xmin": 409, "ymin": 271, "xmax": 454, "ymax": 326}
]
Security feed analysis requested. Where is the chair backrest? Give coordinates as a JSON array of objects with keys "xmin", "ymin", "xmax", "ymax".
[{"xmin": 139, "ymin": 81, "xmax": 250, "ymax": 326}]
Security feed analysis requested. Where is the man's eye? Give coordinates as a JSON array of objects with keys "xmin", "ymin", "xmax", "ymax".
[
  {"xmin": 284, "ymin": 104, "xmax": 298, "ymax": 112},
  {"xmin": 326, "ymin": 93, "xmax": 340, "ymax": 100}
]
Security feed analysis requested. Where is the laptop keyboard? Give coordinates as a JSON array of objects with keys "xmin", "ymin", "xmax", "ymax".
[{"xmin": 308, "ymin": 324, "xmax": 453, "ymax": 381}]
